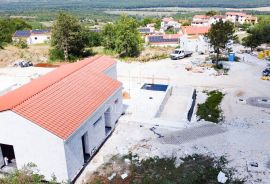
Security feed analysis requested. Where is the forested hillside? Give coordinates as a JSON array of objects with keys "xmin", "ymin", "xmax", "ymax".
[{"xmin": 1, "ymin": 0, "xmax": 270, "ymax": 10}]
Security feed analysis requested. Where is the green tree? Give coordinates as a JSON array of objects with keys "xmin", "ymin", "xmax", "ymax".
[
  {"xmin": 206, "ymin": 20, "xmax": 235, "ymax": 65},
  {"xmin": 154, "ymin": 18, "xmax": 161, "ymax": 30},
  {"xmin": 87, "ymin": 31, "xmax": 102, "ymax": 47},
  {"xmin": 51, "ymin": 12, "xmax": 88, "ymax": 61},
  {"xmin": 102, "ymin": 23, "xmax": 116, "ymax": 50},
  {"xmin": 242, "ymin": 27, "xmax": 262, "ymax": 51},
  {"xmin": 0, "ymin": 18, "xmax": 31, "ymax": 48},
  {"xmin": 141, "ymin": 17, "xmax": 153, "ymax": 26},
  {"xmin": 206, "ymin": 11, "xmax": 217, "ymax": 17},
  {"xmin": 102, "ymin": 15, "xmax": 142, "ymax": 57}
]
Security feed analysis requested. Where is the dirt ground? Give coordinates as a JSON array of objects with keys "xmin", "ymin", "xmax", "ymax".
[
  {"xmin": 0, "ymin": 45, "xmax": 50, "ymax": 67},
  {"xmin": 75, "ymin": 44, "xmax": 270, "ymax": 184}
]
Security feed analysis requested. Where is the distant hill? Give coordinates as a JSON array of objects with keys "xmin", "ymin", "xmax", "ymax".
[{"xmin": 1, "ymin": 0, "xmax": 270, "ymax": 10}]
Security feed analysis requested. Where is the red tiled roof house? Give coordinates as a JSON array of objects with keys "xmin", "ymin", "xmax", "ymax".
[{"xmin": 0, "ymin": 56, "xmax": 123, "ymax": 182}]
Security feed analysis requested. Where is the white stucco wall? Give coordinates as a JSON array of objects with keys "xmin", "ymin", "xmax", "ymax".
[
  {"xmin": 28, "ymin": 35, "xmax": 51, "ymax": 45},
  {"xmin": 104, "ymin": 63, "xmax": 117, "ymax": 80},
  {"xmin": 64, "ymin": 88, "xmax": 123, "ymax": 181},
  {"xmin": 0, "ymin": 111, "xmax": 68, "ymax": 182},
  {"xmin": 0, "ymin": 146, "xmax": 4, "ymax": 167}
]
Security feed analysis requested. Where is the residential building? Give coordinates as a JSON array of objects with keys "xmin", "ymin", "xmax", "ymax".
[
  {"xmin": 225, "ymin": 12, "xmax": 257, "ymax": 24},
  {"xmin": 191, "ymin": 20, "xmax": 210, "ymax": 27},
  {"xmin": 0, "ymin": 55, "xmax": 123, "ymax": 182},
  {"xmin": 12, "ymin": 30, "xmax": 51, "ymax": 45},
  {"xmin": 192, "ymin": 15, "xmax": 210, "ymax": 22},
  {"xmin": 181, "ymin": 26, "xmax": 210, "ymax": 37},
  {"xmin": 161, "ymin": 17, "xmax": 181, "ymax": 31},
  {"xmin": 209, "ymin": 15, "xmax": 227, "ymax": 25}
]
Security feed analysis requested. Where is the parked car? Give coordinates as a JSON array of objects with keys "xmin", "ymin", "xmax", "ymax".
[
  {"xmin": 262, "ymin": 68, "xmax": 270, "ymax": 77},
  {"xmin": 170, "ymin": 49, "xmax": 192, "ymax": 60}
]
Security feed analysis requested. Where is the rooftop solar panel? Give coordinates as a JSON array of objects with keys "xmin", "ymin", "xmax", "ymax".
[
  {"xmin": 148, "ymin": 35, "xmax": 179, "ymax": 43},
  {"xmin": 31, "ymin": 30, "xmax": 50, "ymax": 34},
  {"xmin": 14, "ymin": 30, "xmax": 31, "ymax": 37}
]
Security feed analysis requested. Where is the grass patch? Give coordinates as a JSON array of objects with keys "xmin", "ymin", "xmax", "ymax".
[
  {"xmin": 87, "ymin": 154, "xmax": 244, "ymax": 184},
  {"xmin": 197, "ymin": 90, "xmax": 224, "ymax": 123}
]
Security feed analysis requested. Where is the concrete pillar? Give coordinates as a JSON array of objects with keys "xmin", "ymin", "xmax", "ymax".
[{"xmin": 0, "ymin": 146, "xmax": 4, "ymax": 168}]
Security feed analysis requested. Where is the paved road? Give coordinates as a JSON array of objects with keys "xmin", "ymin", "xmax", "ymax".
[{"xmin": 160, "ymin": 124, "xmax": 227, "ymax": 145}]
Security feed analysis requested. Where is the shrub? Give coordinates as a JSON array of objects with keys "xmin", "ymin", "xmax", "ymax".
[
  {"xmin": 49, "ymin": 48, "xmax": 65, "ymax": 62},
  {"xmin": 197, "ymin": 90, "xmax": 224, "ymax": 123},
  {"xmin": 14, "ymin": 39, "xmax": 28, "ymax": 49}
]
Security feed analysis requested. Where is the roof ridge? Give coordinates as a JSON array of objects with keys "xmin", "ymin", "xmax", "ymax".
[{"xmin": 0, "ymin": 55, "xmax": 103, "ymax": 111}]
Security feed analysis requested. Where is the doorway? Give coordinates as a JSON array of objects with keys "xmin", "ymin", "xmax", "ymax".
[
  {"xmin": 104, "ymin": 108, "xmax": 112, "ymax": 135},
  {"xmin": 0, "ymin": 144, "xmax": 16, "ymax": 168},
  {"xmin": 81, "ymin": 133, "xmax": 90, "ymax": 163}
]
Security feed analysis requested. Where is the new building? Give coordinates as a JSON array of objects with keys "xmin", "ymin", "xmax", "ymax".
[
  {"xmin": 181, "ymin": 26, "xmax": 210, "ymax": 37},
  {"xmin": 0, "ymin": 55, "xmax": 123, "ymax": 182},
  {"xmin": 12, "ymin": 30, "xmax": 51, "ymax": 45}
]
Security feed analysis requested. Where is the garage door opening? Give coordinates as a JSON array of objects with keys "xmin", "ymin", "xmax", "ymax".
[{"xmin": 0, "ymin": 143, "xmax": 17, "ymax": 169}]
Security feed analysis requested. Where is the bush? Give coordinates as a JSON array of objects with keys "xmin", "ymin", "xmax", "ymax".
[
  {"xmin": 0, "ymin": 163, "xmax": 58, "ymax": 184},
  {"xmin": 197, "ymin": 90, "xmax": 224, "ymax": 123},
  {"xmin": 14, "ymin": 39, "xmax": 28, "ymax": 49},
  {"xmin": 89, "ymin": 154, "xmax": 244, "ymax": 184},
  {"xmin": 49, "ymin": 48, "xmax": 64, "ymax": 62}
]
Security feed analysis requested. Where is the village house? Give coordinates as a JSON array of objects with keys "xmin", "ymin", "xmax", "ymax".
[
  {"xmin": 192, "ymin": 15, "xmax": 210, "ymax": 22},
  {"xmin": 192, "ymin": 12, "xmax": 257, "ymax": 26},
  {"xmin": 145, "ymin": 34, "xmax": 181, "ymax": 46},
  {"xmin": 0, "ymin": 56, "xmax": 123, "ymax": 182},
  {"xmin": 225, "ymin": 12, "xmax": 258, "ymax": 24},
  {"xmin": 161, "ymin": 17, "xmax": 181, "ymax": 31},
  {"xmin": 180, "ymin": 26, "xmax": 210, "ymax": 53},
  {"xmin": 181, "ymin": 26, "xmax": 210, "ymax": 37},
  {"xmin": 12, "ymin": 30, "xmax": 51, "ymax": 45},
  {"xmin": 191, "ymin": 19, "xmax": 210, "ymax": 27},
  {"xmin": 209, "ymin": 15, "xmax": 227, "ymax": 25}
]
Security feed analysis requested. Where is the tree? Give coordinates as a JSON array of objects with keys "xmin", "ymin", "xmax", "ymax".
[
  {"xmin": 242, "ymin": 28, "xmax": 262, "ymax": 51},
  {"xmin": 154, "ymin": 18, "xmax": 161, "ymax": 30},
  {"xmin": 206, "ymin": 11, "xmax": 217, "ymax": 17},
  {"xmin": 102, "ymin": 23, "xmax": 117, "ymax": 50},
  {"xmin": 51, "ymin": 12, "xmax": 88, "ymax": 61},
  {"xmin": 0, "ymin": 18, "xmax": 31, "ymax": 48},
  {"xmin": 102, "ymin": 15, "xmax": 142, "ymax": 57},
  {"xmin": 206, "ymin": 20, "xmax": 235, "ymax": 65},
  {"xmin": 87, "ymin": 31, "xmax": 102, "ymax": 47},
  {"xmin": 141, "ymin": 17, "xmax": 153, "ymax": 26}
]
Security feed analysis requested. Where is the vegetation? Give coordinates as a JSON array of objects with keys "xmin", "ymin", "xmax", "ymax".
[
  {"xmin": 0, "ymin": 163, "xmax": 57, "ymax": 184},
  {"xmin": 206, "ymin": 20, "xmax": 235, "ymax": 66},
  {"xmin": 206, "ymin": 10, "xmax": 217, "ymax": 16},
  {"xmin": 0, "ymin": 18, "xmax": 32, "ymax": 48},
  {"xmin": 89, "ymin": 153, "xmax": 244, "ymax": 184},
  {"xmin": 102, "ymin": 15, "xmax": 142, "ymax": 57},
  {"xmin": 242, "ymin": 17, "xmax": 270, "ymax": 51},
  {"xmin": 197, "ymin": 90, "xmax": 225, "ymax": 123},
  {"xmin": 14, "ymin": 39, "xmax": 28, "ymax": 49},
  {"xmin": 87, "ymin": 31, "xmax": 102, "ymax": 47},
  {"xmin": 51, "ymin": 12, "xmax": 89, "ymax": 61}
]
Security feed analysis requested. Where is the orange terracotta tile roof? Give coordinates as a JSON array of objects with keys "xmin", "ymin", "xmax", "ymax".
[
  {"xmin": 182, "ymin": 26, "xmax": 210, "ymax": 35},
  {"xmin": 193, "ymin": 15, "xmax": 210, "ymax": 19},
  {"xmin": 162, "ymin": 17, "xmax": 174, "ymax": 22},
  {"xmin": 0, "ymin": 55, "xmax": 122, "ymax": 140}
]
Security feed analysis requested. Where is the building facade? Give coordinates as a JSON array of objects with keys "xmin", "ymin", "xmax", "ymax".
[{"xmin": 0, "ymin": 56, "xmax": 123, "ymax": 182}]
